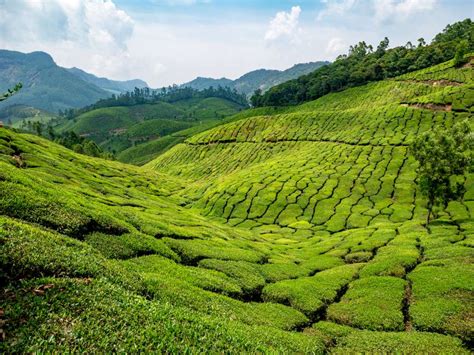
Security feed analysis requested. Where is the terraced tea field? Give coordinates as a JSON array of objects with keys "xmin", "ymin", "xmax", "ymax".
[{"xmin": 1, "ymin": 58, "xmax": 473, "ymax": 353}]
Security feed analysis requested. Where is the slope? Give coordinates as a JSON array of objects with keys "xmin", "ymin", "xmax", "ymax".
[
  {"xmin": 1, "ymin": 58, "xmax": 472, "ymax": 353},
  {"xmin": 67, "ymin": 67, "xmax": 148, "ymax": 95},
  {"xmin": 147, "ymin": 57, "xmax": 474, "ymax": 349},
  {"xmin": 57, "ymin": 96, "xmax": 245, "ymax": 154},
  {"xmin": 0, "ymin": 50, "xmax": 108, "ymax": 113}
]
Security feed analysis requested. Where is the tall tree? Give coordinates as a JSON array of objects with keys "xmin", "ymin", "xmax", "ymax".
[{"xmin": 411, "ymin": 120, "xmax": 473, "ymax": 225}]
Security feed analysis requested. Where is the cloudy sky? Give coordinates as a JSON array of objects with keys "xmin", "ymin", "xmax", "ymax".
[{"xmin": 0, "ymin": 0, "xmax": 471, "ymax": 87}]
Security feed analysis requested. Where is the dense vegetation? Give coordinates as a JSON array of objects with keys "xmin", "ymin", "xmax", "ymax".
[
  {"xmin": 1, "ymin": 46, "xmax": 472, "ymax": 353},
  {"xmin": 252, "ymin": 19, "xmax": 473, "ymax": 107},
  {"xmin": 411, "ymin": 120, "xmax": 473, "ymax": 223},
  {"xmin": 54, "ymin": 88, "xmax": 248, "ymax": 156},
  {"xmin": 0, "ymin": 83, "xmax": 22, "ymax": 103},
  {"xmin": 67, "ymin": 85, "xmax": 249, "ymax": 117}
]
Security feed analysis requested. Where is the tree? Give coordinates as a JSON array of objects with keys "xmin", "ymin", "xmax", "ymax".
[
  {"xmin": 250, "ymin": 89, "xmax": 263, "ymax": 107},
  {"xmin": 32, "ymin": 121, "xmax": 42, "ymax": 136},
  {"xmin": 411, "ymin": 120, "xmax": 473, "ymax": 225},
  {"xmin": 454, "ymin": 39, "xmax": 468, "ymax": 67},
  {"xmin": 0, "ymin": 83, "xmax": 22, "ymax": 102}
]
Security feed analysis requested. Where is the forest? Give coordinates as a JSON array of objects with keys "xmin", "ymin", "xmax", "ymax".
[{"xmin": 251, "ymin": 19, "xmax": 473, "ymax": 107}]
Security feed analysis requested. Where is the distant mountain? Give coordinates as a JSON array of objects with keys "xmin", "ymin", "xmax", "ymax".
[
  {"xmin": 0, "ymin": 50, "xmax": 147, "ymax": 114},
  {"xmin": 183, "ymin": 77, "xmax": 233, "ymax": 91},
  {"xmin": 182, "ymin": 61, "xmax": 330, "ymax": 96},
  {"xmin": 67, "ymin": 67, "xmax": 148, "ymax": 95}
]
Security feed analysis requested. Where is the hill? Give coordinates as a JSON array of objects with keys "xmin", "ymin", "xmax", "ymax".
[
  {"xmin": 1, "ymin": 52, "xmax": 473, "ymax": 353},
  {"xmin": 57, "ymin": 95, "xmax": 247, "ymax": 154},
  {"xmin": 0, "ymin": 50, "xmax": 109, "ymax": 113},
  {"xmin": 183, "ymin": 77, "xmax": 234, "ymax": 91},
  {"xmin": 66, "ymin": 67, "xmax": 148, "ymax": 95},
  {"xmin": 253, "ymin": 19, "xmax": 473, "ymax": 107},
  {"xmin": 0, "ymin": 50, "xmax": 147, "ymax": 115},
  {"xmin": 0, "ymin": 104, "xmax": 56, "ymax": 127},
  {"xmin": 182, "ymin": 61, "xmax": 330, "ymax": 96}
]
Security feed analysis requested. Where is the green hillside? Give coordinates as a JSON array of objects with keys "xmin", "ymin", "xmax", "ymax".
[
  {"xmin": 57, "ymin": 96, "xmax": 245, "ymax": 154},
  {"xmin": 0, "ymin": 104, "xmax": 56, "ymax": 127},
  {"xmin": 1, "ymin": 56, "xmax": 473, "ymax": 353},
  {"xmin": 0, "ymin": 50, "xmax": 109, "ymax": 113},
  {"xmin": 253, "ymin": 19, "xmax": 473, "ymax": 107}
]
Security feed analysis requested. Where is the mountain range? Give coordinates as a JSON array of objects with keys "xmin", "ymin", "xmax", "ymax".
[
  {"xmin": 182, "ymin": 61, "xmax": 330, "ymax": 96},
  {"xmin": 0, "ymin": 50, "xmax": 328, "ymax": 116},
  {"xmin": 0, "ymin": 50, "xmax": 148, "ymax": 114}
]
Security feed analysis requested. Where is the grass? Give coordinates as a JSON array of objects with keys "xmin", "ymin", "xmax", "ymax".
[{"xmin": 0, "ymin": 57, "xmax": 473, "ymax": 352}]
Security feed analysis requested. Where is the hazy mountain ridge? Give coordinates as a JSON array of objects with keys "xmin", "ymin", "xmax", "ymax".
[
  {"xmin": 66, "ymin": 67, "xmax": 148, "ymax": 95},
  {"xmin": 0, "ymin": 50, "xmax": 147, "ymax": 113},
  {"xmin": 182, "ymin": 61, "xmax": 330, "ymax": 96}
]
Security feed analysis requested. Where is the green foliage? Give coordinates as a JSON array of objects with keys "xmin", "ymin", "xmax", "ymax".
[
  {"xmin": 311, "ymin": 321, "xmax": 468, "ymax": 354},
  {"xmin": 327, "ymin": 276, "xmax": 406, "ymax": 331},
  {"xmin": 0, "ymin": 49, "xmax": 473, "ymax": 353},
  {"xmin": 262, "ymin": 264, "xmax": 363, "ymax": 316},
  {"xmin": 411, "ymin": 120, "xmax": 473, "ymax": 223},
  {"xmin": 253, "ymin": 19, "xmax": 473, "ymax": 107},
  {"xmin": 1, "ymin": 277, "xmax": 324, "ymax": 353},
  {"xmin": 198, "ymin": 259, "xmax": 266, "ymax": 297},
  {"xmin": 84, "ymin": 232, "xmax": 177, "ymax": 260},
  {"xmin": 0, "ymin": 83, "xmax": 22, "ymax": 102},
  {"xmin": 409, "ymin": 259, "xmax": 474, "ymax": 342},
  {"xmin": 454, "ymin": 40, "xmax": 469, "ymax": 67},
  {"xmin": 56, "ymin": 97, "xmax": 245, "ymax": 157}
]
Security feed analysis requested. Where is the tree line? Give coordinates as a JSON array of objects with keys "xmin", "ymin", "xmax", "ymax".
[
  {"xmin": 59, "ymin": 85, "xmax": 249, "ymax": 119},
  {"xmin": 251, "ymin": 19, "xmax": 473, "ymax": 107},
  {"xmin": 19, "ymin": 120, "xmax": 113, "ymax": 160}
]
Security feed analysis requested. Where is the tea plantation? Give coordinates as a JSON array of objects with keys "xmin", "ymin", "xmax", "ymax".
[{"xmin": 1, "ymin": 57, "xmax": 473, "ymax": 352}]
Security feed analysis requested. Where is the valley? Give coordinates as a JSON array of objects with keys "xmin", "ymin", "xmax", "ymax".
[{"xmin": 1, "ymin": 49, "xmax": 473, "ymax": 353}]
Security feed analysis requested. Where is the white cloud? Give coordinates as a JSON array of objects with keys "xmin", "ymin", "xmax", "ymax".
[
  {"xmin": 264, "ymin": 6, "xmax": 302, "ymax": 42},
  {"xmin": 317, "ymin": 0, "xmax": 357, "ymax": 20},
  {"xmin": 326, "ymin": 37, "xmax": 347, "ymax": 54},
  {"xmin": 155, "ymin": 0, "xmax": 211, "ymax": 5},
  {"xmin": 0, "ymin": 0, "xmax": 137, "ymax": 80},
  {"xmin": 373, "ymin": 0, "xmax": 437, "ymax": 23},
  {"xmin": 0, "ymin": 0, "xmax": 465, "ymax": 88}
]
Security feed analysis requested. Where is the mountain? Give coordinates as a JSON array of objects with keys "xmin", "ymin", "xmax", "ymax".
[
  {"xmin": 182, "ymin": 61, "xmax": 330, "ymax": 96},
  {"xmin": 0, "ymin": 50, "xmax": 147, "ymax": 114},
  {"xmin": 183, "ymin": 77, "xmax": 233, "ymax": 91},
  {"xmin": 67, "ymin": 67, "xmax": 148, "ymax": 95},
  {"xmin": 1, "ymin": 54, "xmax": 473, "ymax": 353},
  {"xmin": 0, "ymin": 50, "xmax": 109, "ymax": 113}
]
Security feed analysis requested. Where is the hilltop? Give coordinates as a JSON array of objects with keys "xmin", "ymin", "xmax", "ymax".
[{"xmin": 1, "ymin": 49, "xmax": 473, "ymax": 353}]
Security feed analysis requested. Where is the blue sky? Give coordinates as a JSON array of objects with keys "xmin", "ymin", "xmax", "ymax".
[{"xmin": 0, "ymin": 0, "xmax": 472, "ymax": 87}]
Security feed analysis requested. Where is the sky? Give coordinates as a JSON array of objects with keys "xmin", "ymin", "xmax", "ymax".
[{"xmin": 0, "ymin": 0, "xmax": 472, "ymax": 87}]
